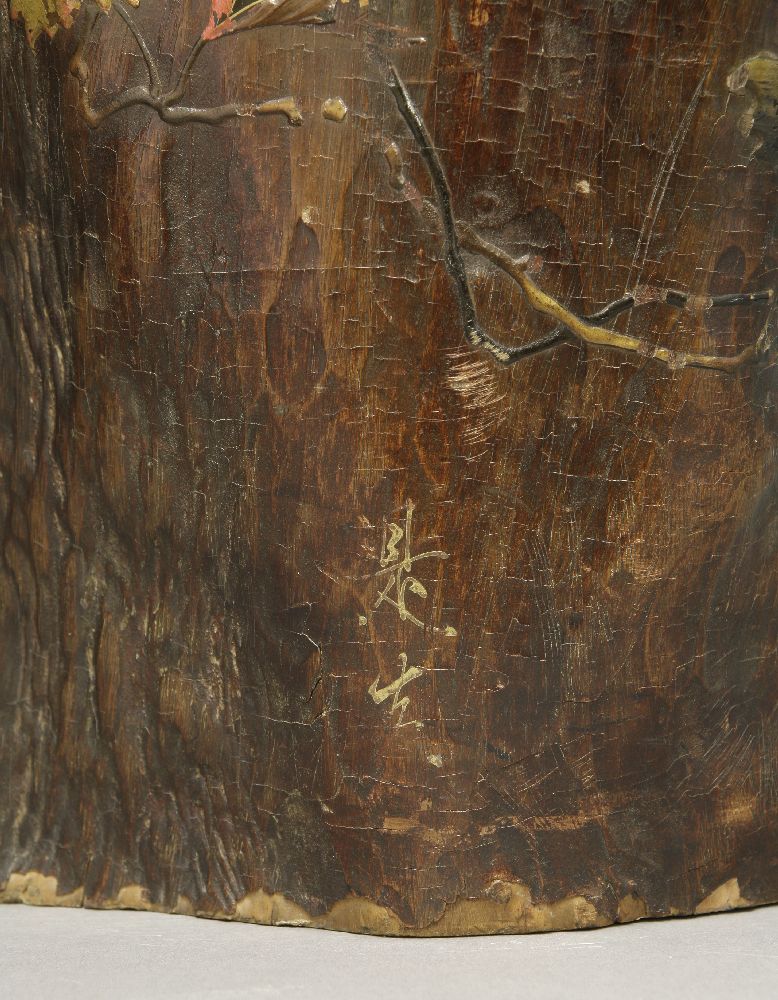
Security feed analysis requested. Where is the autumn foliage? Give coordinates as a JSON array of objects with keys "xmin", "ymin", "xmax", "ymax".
[{"xmin": 10, "ymin": 0, "xmax": 335, "ymax": 45}]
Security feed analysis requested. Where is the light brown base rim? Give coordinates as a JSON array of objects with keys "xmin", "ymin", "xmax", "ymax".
[{"xmin": 2, "ymin": 871, "xmax": 773, "ymax": 937}]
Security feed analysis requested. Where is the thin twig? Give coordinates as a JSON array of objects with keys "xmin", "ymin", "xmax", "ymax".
[
  {"xmin": 164, "ymin": 37, "xmax": 208, "ymax": 108},
  {"xmin": 113, "ymin": 0, "xmax": 161, "ymax": 93},
  {"xmin": 387, "ymin": 65, "xmax": 521, "ymax": 363},
  {"xmin": 388, "ymin": 63, "xmax": 774, "ymax": 373}
]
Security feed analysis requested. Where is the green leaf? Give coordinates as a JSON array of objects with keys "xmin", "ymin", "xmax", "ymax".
[{"xmin": 9, "ymin": 0, "xmax": 138, "ymax": 45}]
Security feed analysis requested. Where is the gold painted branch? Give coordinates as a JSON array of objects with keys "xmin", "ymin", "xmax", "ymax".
[
  {"xmin": 387, "ymin": 63, "xmax": 775, "ymax": 375},
  {"xmin": 458, "ymin": 224, "xmax": 775, "ymax": 374}
]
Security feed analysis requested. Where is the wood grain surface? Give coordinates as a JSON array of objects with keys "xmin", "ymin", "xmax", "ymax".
[{"xmin": 1, "ymin": 0, "xmax": 777, "ymax": 935}]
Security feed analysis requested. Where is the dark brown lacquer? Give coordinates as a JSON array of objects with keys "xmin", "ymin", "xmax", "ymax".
[{"xmin": 1, "ymin": 0, "xmax": 777, "ymax": 935}]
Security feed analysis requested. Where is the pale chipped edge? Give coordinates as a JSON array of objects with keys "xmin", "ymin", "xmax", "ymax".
[
  {"xmin": 0, "ymin": 871, "xmax": 768, "ymax": 936},
  {"xmin": 693, "ymin": 877, "xmax": 752, "ymax": 916}
]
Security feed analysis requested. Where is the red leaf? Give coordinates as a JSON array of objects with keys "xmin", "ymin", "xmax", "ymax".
[
  {"xmin": 202, "ymin": 0, "xmax": 336, "ymax": 39},
  {"xmin": 202, "ymin": 0, "xmax": 235, "ymax": 40}
]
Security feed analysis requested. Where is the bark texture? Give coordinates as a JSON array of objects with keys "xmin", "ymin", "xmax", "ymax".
[{"xmin": 1, "ymin": 0, "xmax": 777, "ymax": 935}]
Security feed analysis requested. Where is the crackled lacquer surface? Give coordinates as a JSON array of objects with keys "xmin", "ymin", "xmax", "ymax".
[{"xmin": 1, "ymin": 0, "xmax": 777, "ymax": 935}]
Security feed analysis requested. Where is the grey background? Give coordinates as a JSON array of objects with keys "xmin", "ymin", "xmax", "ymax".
[{"xmin": 1, "ymin": 903, "xmax": 777, "ymax": 999}]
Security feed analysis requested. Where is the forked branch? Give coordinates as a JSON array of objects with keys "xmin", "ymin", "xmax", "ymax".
[
  {"xmin": 387, "ymin": 65, "xmax": 774, "ymax": 373},
  {"xmin": 70, "ymin": 1, "xmax": 303, "ymax": 128}
]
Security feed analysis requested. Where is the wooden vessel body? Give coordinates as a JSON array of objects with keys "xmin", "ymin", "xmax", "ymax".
[{"xmin": 1, "ymin": 0, "xmax": 777, "ymax": 934}]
